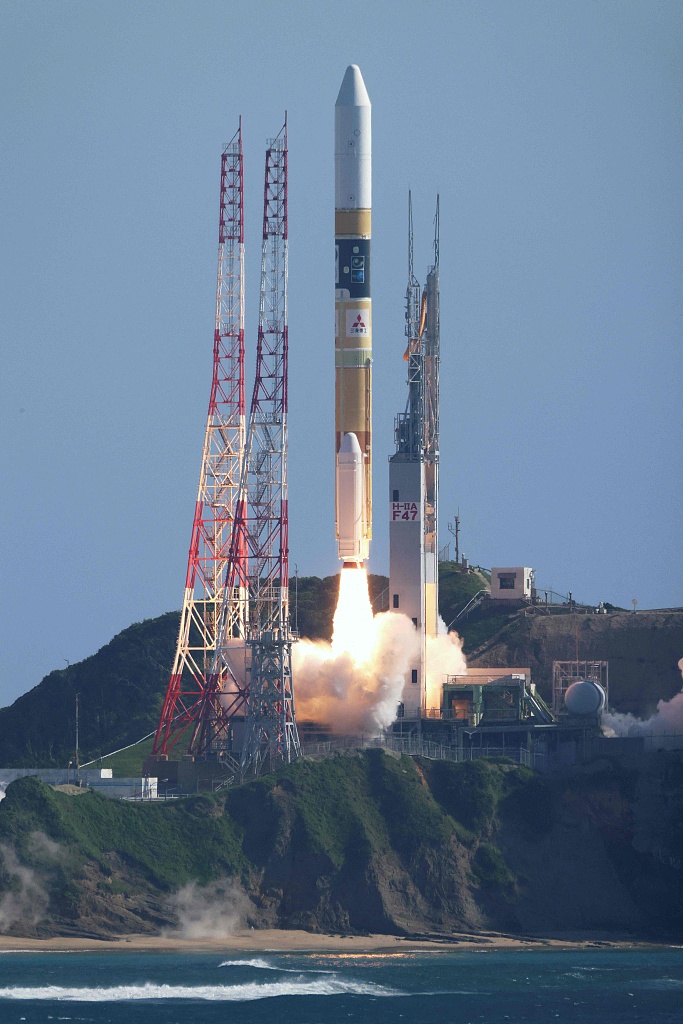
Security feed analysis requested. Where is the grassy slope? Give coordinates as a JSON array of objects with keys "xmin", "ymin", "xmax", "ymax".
[
  {"xmin": 1, "ymin": 750, "xmax": 681, "ymax": 939},
  {"xmin": 94, "ymin": 736, "xmax": 155, "ymax": 778},
  {"xmin": 438, "ymin": 562, "xmax": 491, "ymax": 630},
  {"xmin": 0, "ymin": 753, "xmax": 518, "ymax": 936}
]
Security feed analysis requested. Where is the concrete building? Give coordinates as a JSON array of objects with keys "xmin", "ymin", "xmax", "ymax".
[{"xmin": 490, "ymin": 567, "xmax": 534, "ymax": 601}]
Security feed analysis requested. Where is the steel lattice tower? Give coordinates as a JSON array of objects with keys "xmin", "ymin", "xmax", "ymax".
[
  {"xmin": 152, "ymin": 122, "xmax": 246, "ymax": 757},
  {"xmin": 194, "ymin": 118, "xmax": 300, "ymax": 772}
]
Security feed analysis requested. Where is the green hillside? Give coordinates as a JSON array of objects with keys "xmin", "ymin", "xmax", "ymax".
[
  {"xmin": 0, "ymin": 613, "xmax": 179, "ymax": 768},
  {"xmin": 437, "ymin": 562, "xmax": 491, "ymax": 629},
  {"xmin": 0, "ymin": 749, "xmax": 681, "ymax": 940}
]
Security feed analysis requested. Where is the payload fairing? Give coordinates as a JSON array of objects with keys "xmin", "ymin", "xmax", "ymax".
[{"xmin": 335, "ymin": 65, "xmax": 372, "ymax": 565}]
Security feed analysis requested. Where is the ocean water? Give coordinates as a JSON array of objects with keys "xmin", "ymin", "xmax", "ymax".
[{"xmin": 0, "ymin": 946, "xmax": 681, "ymax": 1024}]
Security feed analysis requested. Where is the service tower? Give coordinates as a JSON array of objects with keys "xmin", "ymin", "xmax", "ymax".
[
  {"xmin": 335, "ymin": 65, "xmax": 372, "ymax": 565},
  {"xmin": 389, "ymin": 197, "xmax": 441, "ymax": 718}
]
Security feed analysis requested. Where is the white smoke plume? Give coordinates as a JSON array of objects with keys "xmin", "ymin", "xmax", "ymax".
[
  {"xmin": 293, "ymin": 611, "xmax": 466, "ymax": 735},
  {"xmin": 425, "ymin": 629, "xmax": 468, "ymax": 709},
  {"xmin": 601, "ymin": 657, "xmax": 683, "ymax": 737},
  {"xmin": 0, "ymin": 831, "xmax": 62, "ymax": 933},
  {"xmin": 27, "ymin": 830, "xmax": 64, "ymax": 862},
  {"xmin": 164, "ymin": 879, "xmax": 253, "ymax": 939}
]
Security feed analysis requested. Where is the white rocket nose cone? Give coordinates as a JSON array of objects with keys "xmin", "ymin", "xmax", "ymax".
[
  {"xmin": 336, "ymin": 65, "xmax": 371, "ymax": 108},
  {"xmin": 339, "ymin": 431, "xmax": 362, "ymax": 456}
]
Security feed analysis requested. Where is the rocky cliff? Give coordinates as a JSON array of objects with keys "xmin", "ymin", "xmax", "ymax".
[{"xmin": 0, "ymin": 749, "xmax": 680, "ymax": 941}]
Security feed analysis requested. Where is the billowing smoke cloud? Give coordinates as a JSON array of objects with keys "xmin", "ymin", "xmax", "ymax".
[
  {"xmin": 0, "ymin": 831, "xmax": 62, "ymax": 933},
  {"xmin": 425, "ymin": 628, "xmax": 467, "ymax": 709},
  {"xmin": 165, "ymin": 879, "xmax": 253, "ymax": 939},
  {"xmin": 293, "ymin": 611, "xmax": 466, "ymax": 735},
  {"xmin": 602, "ymin": 657, "xmax": 683, "ymax": 737}
]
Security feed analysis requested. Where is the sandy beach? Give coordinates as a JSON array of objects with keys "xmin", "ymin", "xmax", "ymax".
[{"xmin": 0, "ymin": 929, "xmax": 653, "ymax": 954}]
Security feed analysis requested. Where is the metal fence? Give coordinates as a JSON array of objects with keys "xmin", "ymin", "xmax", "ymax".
[
  {"xmin": 168, "ymin": 731, "xmax": 683, "ymax": 794},
  {"xmin": 301, "ymin": 734, "xmax": 541, "ymax": 768}
]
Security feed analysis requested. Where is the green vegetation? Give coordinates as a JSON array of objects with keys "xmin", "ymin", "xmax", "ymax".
[
  {"xmin": 457, "ymin": 613, "xmax": 514, "ymax": 655},
  {"xmin": 471, "ymin": 842, "xmax": 516, "ymax": 892},
  {"xmin": 0, "ymin": 613, "xmax": 179, "ymax": 768},
  {"xmin": 95, "ymin": 736, "xmax": 155, "ymax": 778},
  {"xmin": 365, "ymin": 750, "xmax": 451, "ymax": 858},
  {"xmin": 0, "ymin": 775, "xmax": 247, "ymax": 890},
  {"xmin": 0, "ymin": 750, "xmax": 682, "ymax": 940},
  {"xmin": 0, "ymin": 752, "xmax": 534, "ymax": 936},
  {"xmin": 417, "ymin": 757, "xmax": 532, "ymax": 840},
  {"xmin": 438, "ymin": 561, "xmax": 491, "ymax": 629}
]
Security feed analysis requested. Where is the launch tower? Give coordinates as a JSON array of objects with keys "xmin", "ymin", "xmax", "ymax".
[
  {"xmin": 209, "ymin": 119, "xmax": 301, "ymax": 773},
  {"xmin": 153, "ymin": 124, "xmax": 246, "ymax": 758},
  {"xmin": 389, "ymin": 196, "xmax": 441, "ymax": 718}
]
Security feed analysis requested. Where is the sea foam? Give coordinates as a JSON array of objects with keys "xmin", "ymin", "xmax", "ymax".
[{"xmin": 0, "ymin": 977, "xmax": 402, "ymax": 1001}]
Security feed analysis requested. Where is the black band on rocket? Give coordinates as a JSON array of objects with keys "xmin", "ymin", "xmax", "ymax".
[{"xmin": 336, "ymin": 238, "xmax": 371, "ymax": 299}]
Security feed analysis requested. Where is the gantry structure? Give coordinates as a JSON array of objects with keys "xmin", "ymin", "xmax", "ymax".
[
  {"xmin": 154, "ymin": 119, "xmax": 300, "ymax": 773},
  {"xmin": 153, "ymin": 123, "xmax": 246, "ymax": 757}
]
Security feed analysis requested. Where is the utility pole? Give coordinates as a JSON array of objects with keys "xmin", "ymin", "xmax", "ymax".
[
  {"xmin": 448, "ymin": 514, "xmax": 460, "ymax": 565},
  {"xmin": 75, "ymin": 693, "xmax": 80, "ymax": 769}
]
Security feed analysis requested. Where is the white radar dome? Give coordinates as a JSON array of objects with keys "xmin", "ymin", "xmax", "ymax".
[{"xmin": 564, "ymin": 680, "xmax": 606, "ymax": 716}]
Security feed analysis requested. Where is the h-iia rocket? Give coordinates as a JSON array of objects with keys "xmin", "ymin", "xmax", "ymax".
[{"xmin": 335, "ymin": 65, "xmax": 372, "ymax": 567}]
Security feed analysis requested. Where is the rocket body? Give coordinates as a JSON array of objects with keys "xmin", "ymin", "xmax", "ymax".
[{"xmin": 335, "ymin": 65, "xmax": 372, "ymax": 564}]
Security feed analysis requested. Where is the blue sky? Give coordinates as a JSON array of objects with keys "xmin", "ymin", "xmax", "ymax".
[{"xmin": 1, "ymin": 0, "xmax": 681, "ymax": 705}]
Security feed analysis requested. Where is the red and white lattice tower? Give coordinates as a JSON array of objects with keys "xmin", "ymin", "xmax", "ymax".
[
  {"xmin": 196, "ymin": 117, "xmax": 300, "ymax": 771},
  {"xmin": 152, "ymin": 122, "xmax": 246, "ymax": 757}
]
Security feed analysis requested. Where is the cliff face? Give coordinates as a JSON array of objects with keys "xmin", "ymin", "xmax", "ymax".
[
  {"xmin": 0, "ymin": 750, "xmax": 681, "ymax": 941},
  {"xmin": 468, "ymin": 610, "xmax": 683, "ymax": 716}
]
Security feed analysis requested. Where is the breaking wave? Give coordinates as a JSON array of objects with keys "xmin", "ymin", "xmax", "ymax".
[
  {"xmin": 218, "ymin": 958, "xmax": 332, "ymax": 974},
  {"xmin": 0, "ymin": 977, "xmax": 402, "ymax": 1001},
  {"xmin": 219, "ymin": 958, "xmax": 279, "ymax": 970}
]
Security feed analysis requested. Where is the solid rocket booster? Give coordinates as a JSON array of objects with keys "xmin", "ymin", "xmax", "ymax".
[
  {"xmin": 335, "ymin": 65, "xmax": 372, "ymax": 565},
  {"xmin": 336, "ymin": 431, "xmax": 366, "ymax": 562}
]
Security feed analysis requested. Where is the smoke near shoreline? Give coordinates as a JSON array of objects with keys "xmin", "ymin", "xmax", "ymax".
[
  {"xmin": 601, "ymin": 657, "xmax": 683, "ymax": 737},
  {"xmin": 0, "ymin": 831, "xmax": 63, "ymax": 933},
  {"xmin": 164, "ymin": 879, "xmax": 253, "ymax": 939}
]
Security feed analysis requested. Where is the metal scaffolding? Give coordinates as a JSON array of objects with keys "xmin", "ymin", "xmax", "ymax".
[
  {"xmin": 153, "ymin": 122, "xmax": 246, "ymax": 757},
  {"xmin": 202, "ymin": 118, "xmax": 300, "ymax": 772}
]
